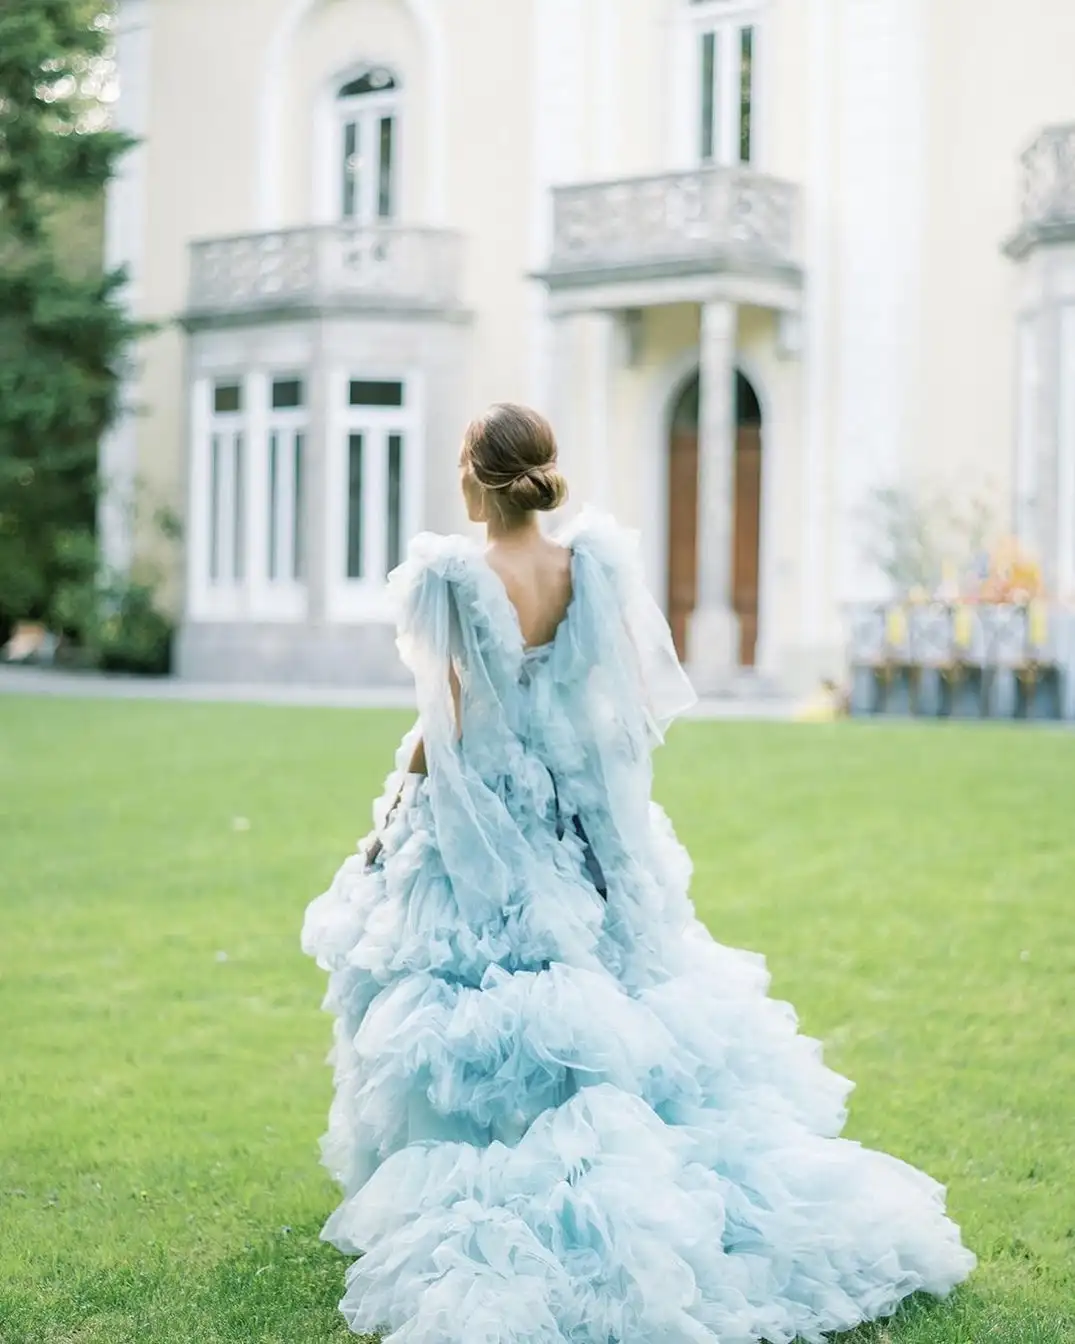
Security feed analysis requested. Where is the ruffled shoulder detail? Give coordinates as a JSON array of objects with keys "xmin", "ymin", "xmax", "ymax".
[
  {"xmin": 387, "ymin": 530, "xmax": 481, "ymax": 631},
  {"xmin": 560, "ymin": 507, "xmax": 697, "ymax": 738},
  {"xmin": 388, "ymin": 531, "xmax": 524, "ymax": 682},
  {"xmin": 389, "ymin": 530, "xmax": 491, "ymax": 592},
  {"xmin": 558, "ymin": 506, "xmax": 643, "ymax": 578}
]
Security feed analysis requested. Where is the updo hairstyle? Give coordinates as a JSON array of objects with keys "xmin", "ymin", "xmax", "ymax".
[{"xmin": 461, "ymin": 403, "xmax": 569, "ymax": 521}]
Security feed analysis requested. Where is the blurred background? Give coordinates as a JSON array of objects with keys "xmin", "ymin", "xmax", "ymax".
[{"xmin": 6, "ymin": 0, "xmax": 1075, "ymax": 715}]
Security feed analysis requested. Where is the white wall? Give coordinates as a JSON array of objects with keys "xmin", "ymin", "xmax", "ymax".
[
  {"xmin": 130, "ymin": 0, "xmax": 292, "ymax": 587},
  {"xmin": 116, "ymin": 0, "xmax": 1075, "ymax": 678},
  {"xmin": 917, "ymin": 0, "xmax": 1075, "ymax": 533},
  {"xmin": 286, "ymin": 0, "xmax": 427, "ymax": 229}
]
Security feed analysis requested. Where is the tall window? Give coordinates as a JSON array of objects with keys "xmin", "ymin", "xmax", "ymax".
[
  {"xmin": 336, "ymin": 67, "xmax": 398, "ymax": 223},
  {"xmin": 692, "ymin": 2, "xmax": 756, "ymax": 167},
  {"xmin": 328, "ymin": 375, "xmax": 420, "ymax": 621},
  {"xmin": 343, "ymin": 380, "xmax": 409, "ymax": 582},
  {"xmin": 266, "ymin": 377, "xmax": 306, "ymax": 584},
  {"xmin": 207, "ymin": 381, "xmax": 245, "ymax": 586},
  {"xmin": 190, "ymin": 371, "xmax": 312, "ymax": 623}
]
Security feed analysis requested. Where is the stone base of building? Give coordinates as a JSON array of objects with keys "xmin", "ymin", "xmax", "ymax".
[{"xmin": 175, "ymin": 622, "xmax": 409, "ymax": 687}]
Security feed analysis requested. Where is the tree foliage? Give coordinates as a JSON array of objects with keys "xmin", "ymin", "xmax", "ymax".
[
  {"xmin": 0, "ymin": 2, "xmax": 128, "ymax": 245},
  {"xmin": 0, "ymin": 0, "xmax": 142, "ymax": 639}
]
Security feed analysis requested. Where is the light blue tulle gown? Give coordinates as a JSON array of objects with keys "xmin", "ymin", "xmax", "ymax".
[{"xmin": 301, "ymin": 511, "xmax": 975, "ymax": 1344}]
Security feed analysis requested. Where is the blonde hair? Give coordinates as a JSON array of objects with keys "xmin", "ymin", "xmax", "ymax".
[{"xmin": 461, "ymin": 403, "xmax": 568, "ymax": 521}]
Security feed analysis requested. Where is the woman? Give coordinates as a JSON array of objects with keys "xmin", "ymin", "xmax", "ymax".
[{"xmin": 302, "ymin": 404, "xmax": 974, "ymax": 1343}]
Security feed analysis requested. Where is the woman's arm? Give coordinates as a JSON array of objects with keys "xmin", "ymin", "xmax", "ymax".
[
  {"xmin": 403, "ymin": 662, "xmax": 460, "ymax": 775},
  {"xmin": 406, "ymin": 736, "xmax": 428, "ymax": 775},
  {"xmin": 365, "ymin": 664, "xmax": 461, "ymax": 867}
]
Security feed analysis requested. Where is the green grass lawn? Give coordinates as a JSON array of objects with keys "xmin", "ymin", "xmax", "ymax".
[{"xmin": 0, "ymin": 696, "xmax": 1073, "ymax": 1344}]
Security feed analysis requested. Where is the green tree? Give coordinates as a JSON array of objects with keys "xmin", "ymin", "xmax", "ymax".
[{"xmin": 0, "ymin": 1, "xmax": 139, "ymax": 641}]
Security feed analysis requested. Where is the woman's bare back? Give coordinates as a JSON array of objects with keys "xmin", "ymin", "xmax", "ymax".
[{"xmin": 485, "ymin": 535, "xmax": 573, "ymax": 650}]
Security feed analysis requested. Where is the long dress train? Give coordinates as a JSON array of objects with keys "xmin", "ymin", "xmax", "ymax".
[{"xmin": 302, "ymin": 510, "xmax": 975, "ymax": 1344}]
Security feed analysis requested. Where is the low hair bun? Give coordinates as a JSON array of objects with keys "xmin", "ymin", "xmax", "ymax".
[
  {"xmin": 504, "ymin": 462, "xmax": 569, "ymax": 514},
  {"xmin": 462, "ymin": 403, "xmax": 570, "ymax": 520}
]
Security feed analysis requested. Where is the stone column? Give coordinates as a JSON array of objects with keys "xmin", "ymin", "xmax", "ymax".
[
  {"xmin": 587, "ymin": 311, "xmax": 616, "ymax": 511},
  {"xmin": 549, "ymin": 310, "xmax": 583, "ymax": 509},
  {"xmin": 689, "ymin": 299, "xmax": 740, "ymax": 693},
  {"xmin": 1036, "ymin": 301, "xmax": 1062, "ymax": 595}
]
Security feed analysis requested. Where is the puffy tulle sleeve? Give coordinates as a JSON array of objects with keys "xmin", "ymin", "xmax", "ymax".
[
  {"xmin": 563, "ymin": 509, "xmax": 697, "ymax": 743},
  {"xmin": 387, "ymin": 533, "xmax": 522, "ymax": 921},
  {"xmin": 390, "ymin": 533, "xmax": 467, "ymax": 744}
]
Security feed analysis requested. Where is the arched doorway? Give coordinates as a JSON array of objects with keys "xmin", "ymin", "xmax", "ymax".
[{"xmin": 667, "ymin": 369, "xmax": 763, "ymax": 666}]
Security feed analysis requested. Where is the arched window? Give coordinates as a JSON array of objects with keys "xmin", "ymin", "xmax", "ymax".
[
  {"xmin": 689, "ymin": 2, "xmax": 757, "ymax": 167},
  {"xmin": 335, "ymin": 66, "xmax": 399, "ymax": 223}
]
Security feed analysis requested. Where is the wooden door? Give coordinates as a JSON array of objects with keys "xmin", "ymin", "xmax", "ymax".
[
  {"xmin": 733, "ymin": 424, "xmax": 762, "ymax": 667},
  {"xmin": 667, "ymin": 428, "xmax": 699, "ymax": 661},
  {"xmin": 668, "ymin": 421, "xmax": 762, "ymax": 667}
]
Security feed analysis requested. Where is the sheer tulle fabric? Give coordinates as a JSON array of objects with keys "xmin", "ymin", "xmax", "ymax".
[{"xmin": 302, "ymin": 510, "xmax": 974, "ymax": 1343}]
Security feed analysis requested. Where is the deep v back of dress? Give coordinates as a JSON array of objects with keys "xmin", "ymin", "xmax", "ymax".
[{"xmin": 481, "ymin": 536, "xmax": 575, "ymax": 653}]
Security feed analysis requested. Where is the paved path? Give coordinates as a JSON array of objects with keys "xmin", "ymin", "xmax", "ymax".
[{"xmin": 0, "ymin": 666, "xmax": 794, "ymax": 720}]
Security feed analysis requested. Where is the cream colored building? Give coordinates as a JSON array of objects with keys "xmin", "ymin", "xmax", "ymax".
[{"xmin": 102, "ymin": 0, "xmax": 1075, "ymax": 692}]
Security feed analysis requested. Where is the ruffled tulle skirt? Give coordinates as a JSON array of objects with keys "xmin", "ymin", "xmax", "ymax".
[{"xmin": 302, "ymin": 781, "xmax": 974, "ymax": 1344}]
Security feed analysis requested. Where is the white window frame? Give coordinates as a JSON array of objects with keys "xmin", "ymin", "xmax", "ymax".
[
  {"xmin": 684, "ymin": 0, "xmax": 763, "ymax": 170},
  {"xmin": 188, "ymin": 371, "xmax": 310, "ymax": 624},
  {"xmin": 188, "ymin": 374, "xmax": 248, "ymax": 621},
  {"xmin": 325, "ymin": 370, "xmax": 424, "ymax": 624},
  {"xmin": 314, "ymin": 65, "xmax": 401, "ymax": 226},
  {"xmin": 252, "ymin": 372, "xmax": 309, "ymax": 621}
]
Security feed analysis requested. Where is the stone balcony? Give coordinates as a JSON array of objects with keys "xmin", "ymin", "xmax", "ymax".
[
  {"xmin": 541, "ymin": 165, "xmax": 802, "ymax": 310},
  {"xmin": 1005, "ymin": 124, "xmax": 1075, "ymax": 259},
  {"xmin": 185, "ymin": 224, "xmax": 465, "ymax": 325}
]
